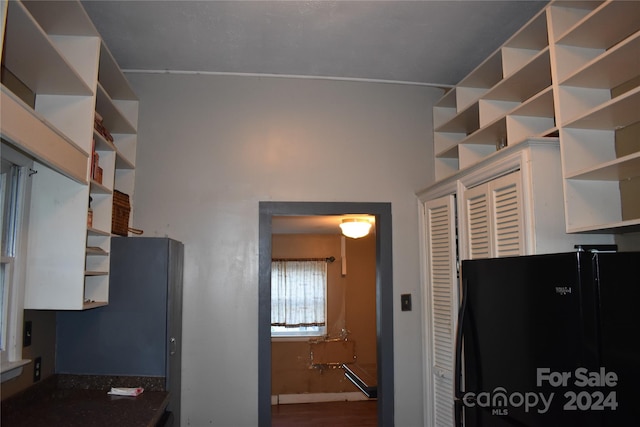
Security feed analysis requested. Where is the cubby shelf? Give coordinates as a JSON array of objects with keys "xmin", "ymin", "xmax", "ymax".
[
  {"xmin": 96, "ymin": 83, "xmax": 137, "ymax": 135},
  {"xmin": 435, "ymin": 102, "xmax": 479, "ymax": 136},
  {"xmin": 554, "ymin": 1, "xmax": 639, "ymax": 49},
  {"xmin": 94, "ymin": 130, "xmax": 116, "ymax": 151},
  {"xmin": 3, "ymin": 1, "xmax": 93, "ymax": 96},
  {"xmin": 559, "ymin": 31, "xmax": 640, "ymax": 89},
  {"xmin": 566, "ymin": 152, "xmax": 640, "ymax": 182},
  {"xmin": 563, "ymin": 86, "xmax": 640, "ymax": 130}
]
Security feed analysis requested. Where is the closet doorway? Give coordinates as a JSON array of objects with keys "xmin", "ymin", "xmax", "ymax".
[{"xmin": 258, "ymin": 202, "xmax": 394, "ymax": 427}]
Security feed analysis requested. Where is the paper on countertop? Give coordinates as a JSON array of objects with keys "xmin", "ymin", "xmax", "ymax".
[{"xmin": 107, "ymin": 387, "xmax": 144, "ymax": 396}]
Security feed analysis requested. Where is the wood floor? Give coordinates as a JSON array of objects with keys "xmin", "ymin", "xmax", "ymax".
[{"xmin": 271, "ymin": 400, "xmax": 378, "ymax": 427}]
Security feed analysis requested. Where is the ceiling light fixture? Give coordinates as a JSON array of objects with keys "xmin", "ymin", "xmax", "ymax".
[{"xmin": 340, "ymin": 218, "xmax": 372, "ymax": 239}]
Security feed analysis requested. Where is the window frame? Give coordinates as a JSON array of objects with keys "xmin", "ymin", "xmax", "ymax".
[{"xmin": 1, "ymin": 143, "xmax": 33, "ymax": 381}]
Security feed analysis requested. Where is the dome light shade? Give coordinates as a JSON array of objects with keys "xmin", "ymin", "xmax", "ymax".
[{"xmin": 340, "ymin": 219, "xmax": 372, "ymax": 239}]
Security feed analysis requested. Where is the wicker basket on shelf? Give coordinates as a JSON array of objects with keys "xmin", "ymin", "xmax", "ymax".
[{"xmin": 112, "ymin": 190, "xmax": 130, "ymax": 236}]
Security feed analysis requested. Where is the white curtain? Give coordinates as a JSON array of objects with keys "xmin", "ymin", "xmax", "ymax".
[{"xmin": 271, "ymin": 260, "xmax": 327, "ymax": 327}]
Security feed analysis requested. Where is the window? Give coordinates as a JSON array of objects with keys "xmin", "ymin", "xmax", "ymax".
[
  {"xmin": 1, "ymin": 143, "xmax": 32, "ymax": 379},
  {"xmin": 271, "ymin": 260, "xmax": 327, "ymax": 337}
]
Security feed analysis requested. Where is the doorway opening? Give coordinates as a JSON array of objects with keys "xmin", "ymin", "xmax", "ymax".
[{"xmin": 258, "ymin": 202, "xmax": 394, "ymax": 427}]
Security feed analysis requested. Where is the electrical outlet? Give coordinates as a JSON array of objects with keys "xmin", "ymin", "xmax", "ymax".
[
  {"xmin": 33, "ymin": 357, "xmax": 42, "ymax": 382},
  {"xmin": 401, "ymin": 294, "xmax": 412, "ymax": 311},
  {"xmin": 23, "ymin": 320, "xmax": 32, "ymax": 347}
]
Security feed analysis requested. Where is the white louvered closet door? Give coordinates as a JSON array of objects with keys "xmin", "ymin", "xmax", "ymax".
[
  {"xmin": 424, "ymin": 195, "xmax": 458, "ymax": 427},
  {"xmin": 463, "ymin": 170, "xmax": 525, "ymax": 259},
  {"xmin": 463, "ymin": 185, "xmax": 491, "ymax": 259},
  {"xmin": 490, "ymin": 171, "xmax": 525, "ymax": 257}
]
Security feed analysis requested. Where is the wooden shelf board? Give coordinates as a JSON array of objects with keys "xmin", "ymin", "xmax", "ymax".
[
  {"xmin": 435, "ymin": 144, "xmax": 459, "ymax": 160},
  {"xmin": 115, "ymin": 151, "xmax": 135, "ymax": 170},
  {"xmin": 82, "ymin": 301, "xmax": 108, "ymax": 310},
  {"xmin": 567, "ymin": 217, "xmax": 640, "ymax": 234},
  {"xmin": 435, "ymin": 87, "xmax": 456, "ymax": 108},
  {"xmin": 98, "ymin": 42, "xmax": 138, "ymax": 101},
  {"xmin": 22, "ymin": 0, "xmax": 99, "ymax": 36},
  {"xmin": 556, "ymin": 1, "xmax": 640, "ymax": 49},
  {"xmin": 508, "ymin": 126, "xmax": 558, "ymax": 147},
  {"xmin": 566, "ymin": 151, "xmax": 640, "ymax": 181},
  {"xmin": 90, "ymin": 180, "xmax": 112, "ymax": 194},
  {"xmin": 563, "ymin": 87, "xmax": 640, "ymax": 129},
  {"xmin": 93, "ymin": 130, "xmax": 116, "ymax": 152},
  {"xmin": 3, "ymin": 1, "xmax": 93, "ymax": 96},
  {"xmin": 463, "ymin": 117, "xmax": 506, "ymax": 146},
  {"xmin": 87, "ymin": 227, "xmax": 111, "ymax": 237},
  {"xmin": 1, "ymin": 86, "xmax": 89, "ymax": 185},
  {"xmin": 458, "ymin": 50, "xmax": 503, "ymax": 89},
  {"xmin": 510, "ymin": 86, "xmax": 555, "ymax": 118},
  {"xmin": 85, "ymin": 271, "xmax": 108, "ymax": 276},
  {"xmin": 86, "ymin": 247, "xmax": 108, "ymax": 256},
  {"xmin": 504, "ymin": 9, "xmax": 549, "ymax": 50},
  {"xmin": 560, "ymin": 31, "xmax": 640, "ymax": 89}
]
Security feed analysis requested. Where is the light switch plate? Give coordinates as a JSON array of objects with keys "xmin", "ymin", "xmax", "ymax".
[
  {"xmin": 23, "ymin": 320, "xmax": 32, "ymax": 347},
  {"xmin": 401, "ymin": 294, "xmax": 412, "ymax": 311}
]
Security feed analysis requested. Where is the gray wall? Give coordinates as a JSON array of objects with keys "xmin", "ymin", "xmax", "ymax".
[{"xmin": 127, "ymin": 72, "xmax": 441, "ymax": 426}]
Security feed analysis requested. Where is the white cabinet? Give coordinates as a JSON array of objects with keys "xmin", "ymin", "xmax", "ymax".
[
  {"xmin": 0, "ymin": 0, "xmax": 137, "ymax": 310},
  {"xmin": 418, "ymin": 139, "xmax": 613, "ymax": 427},
  {"xmin": 462, "ymin": 170, "xmax": 525, "ymax": 259}
]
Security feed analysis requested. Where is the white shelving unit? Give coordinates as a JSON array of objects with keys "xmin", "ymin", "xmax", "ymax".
[
  {"xmin": 549, "ymin": 0, "xmax": 640, "ymax": 233},
  {"xmin": 421, "ymin": 2, "xmax": 637, "ymax": 425},
  {"xmin": 432, "ymin": 0, "xmax": 640, "ymax": 233},
  {"xmin": 0, "ymin": 0, "xmax": 138, "ymax": 310},
  {"xmin": 433, "ymin": 9, "xmax": 556, "ymax": 181}
]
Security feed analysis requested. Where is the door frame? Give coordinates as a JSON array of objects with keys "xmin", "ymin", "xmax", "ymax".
[{"xmin": 258, "ymin": 201, "xmax": 394, "ymax": 426}]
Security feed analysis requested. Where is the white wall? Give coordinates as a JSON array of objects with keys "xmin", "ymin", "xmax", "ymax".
[{"xmin": 127, "ymin": 73, "xmax": 442, "ymax": 426}]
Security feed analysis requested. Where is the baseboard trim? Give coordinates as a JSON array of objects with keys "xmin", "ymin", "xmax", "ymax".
[{"xmin": 272, "ymin": 392, "xmax": 371, "ymax": 405}]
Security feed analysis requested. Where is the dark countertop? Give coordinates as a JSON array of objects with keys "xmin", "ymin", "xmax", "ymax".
[{"xmin": 1, "ymin": 375, "xmax": 169, "ymax": 427}]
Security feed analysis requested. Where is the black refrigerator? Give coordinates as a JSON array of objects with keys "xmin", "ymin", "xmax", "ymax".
[
  {"xmin": 56, "ymin": 237, "xmax": 184, "ymax": 424},
  {"xmin": 455, "ymin": 250, "xmax": 640, "ymax": 427}
]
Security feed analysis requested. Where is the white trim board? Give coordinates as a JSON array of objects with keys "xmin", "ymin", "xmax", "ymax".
[{"xmin": 271, "ymin": 392, "xmax": 372, "ymax": 405}]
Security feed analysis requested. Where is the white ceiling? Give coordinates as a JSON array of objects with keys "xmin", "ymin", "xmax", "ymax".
[
  {"xmin": 81, "ymin": 0, "xmax": 547, "ymax": 233},
  {"xmin": 82, "ymin": 0, "xmax": 548, "ymax": 87}
]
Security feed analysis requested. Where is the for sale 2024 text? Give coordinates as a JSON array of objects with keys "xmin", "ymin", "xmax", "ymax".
[{"xmin": 538, "ymin": 367, "xmax": 618, "ymax": 412}]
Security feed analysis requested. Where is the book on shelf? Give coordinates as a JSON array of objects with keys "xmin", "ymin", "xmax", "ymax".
[
  {"xmin": 93, "ymin": 166, "xmax": 103, "ymax": 184},
  {"xmin": 94, "ymin": 111, "xmax": 114, "ymax": 142}
]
